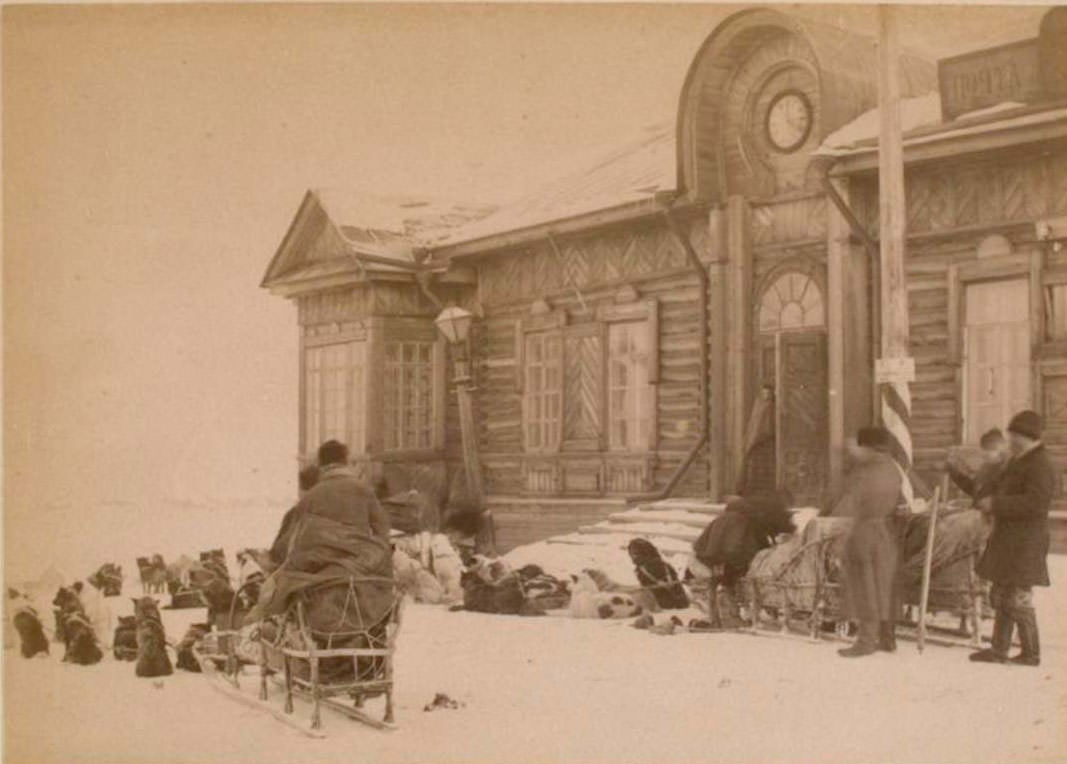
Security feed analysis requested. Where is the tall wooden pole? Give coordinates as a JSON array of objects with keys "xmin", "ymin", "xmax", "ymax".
[
  {"xmin": 876, "ymin": 4, "xmax": 916, "ymax": 505},
  {"xmin": 453, "ymin": 346, "xmax": 485, "ymax": 509}
]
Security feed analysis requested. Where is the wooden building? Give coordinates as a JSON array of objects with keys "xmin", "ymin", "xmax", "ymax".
[{"xmin": 261, "ymin": 8, "xmax": 1067, "ymax": 550}]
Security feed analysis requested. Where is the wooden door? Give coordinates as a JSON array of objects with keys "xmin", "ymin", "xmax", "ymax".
[
  {"xmin": 964, "ymin": 279, "xmax": 1031, "ymax": 443},
  {"xmin": 777, "ymin": 331, "xmax": 829, "ymax": 505}
]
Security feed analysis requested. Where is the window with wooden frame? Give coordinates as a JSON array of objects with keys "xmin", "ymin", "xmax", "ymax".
[
  {"xmin": 607, "ymin": 320, "xmax": 655, "ymax": 452},
  {"xmin": 518, "ymin": 297, "xmax": 658, "ymax": 457},
  {"xmin": 1044, "ymin": 275, "xmax": 1067, "ymax": 343},
  {"xmin": 523, "ymin": 331, "xmax": 562, "ymax": 452},
  {"xmin": 304, "ymin": 340, "xmax": 366, "ymax": 455},
  {"xmin": 382, "ymin": 340, "xmax": 436, "ymax": 451}
]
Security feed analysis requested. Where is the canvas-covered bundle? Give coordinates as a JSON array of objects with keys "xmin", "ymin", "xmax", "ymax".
[
  {"xmin": 249, "ymin": 512, "xmax": 394, "ymax": 635},
  {"xmin": 249, "ymin": 512, "xmax": 396, "ymax": 684},
  {"xmin": 740, "ymin": 517, "xmax": 851, "ymax": 613},
  {"xmin": 899, "ymin": 508, "xmax": 989, "ymax": 612}
]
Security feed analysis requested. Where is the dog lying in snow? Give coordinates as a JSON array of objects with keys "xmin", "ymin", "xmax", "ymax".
[
  {"xmin": 8, "ymin": 588, "xmax": 49, "ymax": 658},
  {"xmin": 583, "ymin": 569, "xmax": 660, "ymax": 614},
  {"xmin": 53, "ymin": 587, "xmax": 103, "ymax": 665},
  {"xmin": 627, "ymin": 539, "xmax": 689, "ymax": 610},
  {"xmin": 568, "ymin": 571, "xmax": 644, "ymax": 619},
  {"xmin": 133, "ymin": 597, "xmax": 173, "ymax": 678}
]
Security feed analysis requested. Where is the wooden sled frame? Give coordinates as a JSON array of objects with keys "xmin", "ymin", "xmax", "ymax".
[
  {"xmin": 737, "ymin": 510, "xmax": 988, "ymax": 649},
  {"xmin": 258, "ymin": 577, "xmax": 404, "ymax": 731},
  {"xmin": 191, "ymin": 580, "xmax": 259, "ymax": 688}
]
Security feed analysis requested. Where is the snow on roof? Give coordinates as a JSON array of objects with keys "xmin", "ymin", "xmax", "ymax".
[
  {"xmin": 815, "ymin": 96, "xmax": 1060, "ymax": 157},
  {"xmin": 816, "ymin": 92, "xmax": 944, "ymax": 156},
  {"xmin": 313, "ymin": 188, "xmax": 499, "ymax": 257},
  {"xmin": 434, "ymin": 121, "xmax": 676, "ymax": 248}
]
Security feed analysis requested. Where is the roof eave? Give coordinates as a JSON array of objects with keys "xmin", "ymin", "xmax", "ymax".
[
  {"xmin": 828, "ymin": 110, "xmax": 1067, "ymax": 176},
  {"xmin": 429, "ymin": 192, "xmax": 678, "ymax": 262}
]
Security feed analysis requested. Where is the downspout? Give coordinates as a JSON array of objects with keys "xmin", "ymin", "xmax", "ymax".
[
  {"xmin": 626, "ymin": 204, "xmax": 710, "ymax": 503},
  {"xmin": 819, "ymin": 156, "xmax": 882, "ymax": 369}
]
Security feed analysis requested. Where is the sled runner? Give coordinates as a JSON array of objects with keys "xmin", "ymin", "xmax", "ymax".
[
  {"xmin": 257, "ymin": 576, "xmax": 404, "ymax": 731},
  {"xmin": 735, "ymin": 498, "xmax": 990, "ymax": 649}
]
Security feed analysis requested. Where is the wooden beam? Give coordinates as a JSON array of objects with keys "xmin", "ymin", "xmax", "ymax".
[
  {"xmin": 707, "ymin": 206, "xmax": 728, "ymax": 500},
  {"xmin": 878, "ymin": 5, "xmax": 909, "ymax": 361},
  {"xmin": 726, "ymin": 196, "xmax": 751, "ymax": 491},
  {"xmin": 826, "ymin": 176, "xmax": 849, "ymax": 496}
]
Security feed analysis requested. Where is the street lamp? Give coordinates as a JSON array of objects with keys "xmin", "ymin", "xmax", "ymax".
[
  {"xmin": 434, "ymin": 305, "xmax": 484, "ymax": 512},
  {"xmin": 434, "ymin": 305, "xmax": 474, "ymax": 382}
]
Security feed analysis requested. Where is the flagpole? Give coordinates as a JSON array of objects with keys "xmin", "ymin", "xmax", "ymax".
[{"xmin": 875, "ymin": 4, "xmax": 916, "ymax": 505}]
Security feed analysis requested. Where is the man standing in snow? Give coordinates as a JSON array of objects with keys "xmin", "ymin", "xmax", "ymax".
[
  {"xmin": 834, "ymin": 427, "xmax": 903, "ymax": 657},
  {"xmin": 969, "ymin": 411, "xmax": 1054, "ymax": 667}
]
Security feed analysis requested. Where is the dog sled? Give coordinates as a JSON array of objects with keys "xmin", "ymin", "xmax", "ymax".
[
  {"xmin": 736, "ymin": 494, "xmax": 991, "ymax": 649},
  {"xmin": 256, "ymin": 576, "xmax": 404, "ymax": 730}
]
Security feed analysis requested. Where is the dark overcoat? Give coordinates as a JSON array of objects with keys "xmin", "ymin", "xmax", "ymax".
[
  {"xmin": 833, "ymin": 451, "xmax": 902, "ymax": 622},
  {"xmin": 976, "ymin": 444, "xmax": 1054, "ymax": 587}
]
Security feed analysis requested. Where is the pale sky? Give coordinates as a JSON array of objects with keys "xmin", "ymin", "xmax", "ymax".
[{"xmin": 2, "ymin": 3, "xmax": 1050, "ymax": 574}]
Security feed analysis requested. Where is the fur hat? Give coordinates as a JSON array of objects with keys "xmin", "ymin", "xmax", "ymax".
[
  {"xmin": 856, "ymin": 426, "xmax": 892, "ymax": 451},
  {"xmin": 1007, "ymin": 410, "xmax": 1042, "ymax": 440}
]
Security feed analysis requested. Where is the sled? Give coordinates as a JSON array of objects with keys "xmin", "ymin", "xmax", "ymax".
[
  {"xmin": 191, "ymin": 581, "xmax": 259, "ymax": 688},
  {"xmin": 733, "ymin": 502, "xmax": 990, "ymax": 650},
  {"xmin": 257, "ymin": 577, "xmax": 404, "ymax": 731}
]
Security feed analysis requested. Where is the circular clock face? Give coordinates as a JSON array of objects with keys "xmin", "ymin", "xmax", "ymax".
[{"xmin": 766, "ymin": 91, "xmax": 813, "ymax": 153}]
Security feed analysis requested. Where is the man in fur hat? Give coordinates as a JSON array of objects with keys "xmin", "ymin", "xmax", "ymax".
[
  {"xmin": 970, "ymin": 410, "xmax": 1054, "ymax": 667},
  {"xmin": 834, "ymin": 427, "xmax": 905, "ymax": 657}
]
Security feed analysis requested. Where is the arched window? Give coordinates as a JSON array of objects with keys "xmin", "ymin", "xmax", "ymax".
[{"xmin": 758, "ymin": 271, "xmax": 824, "ymax": 333}]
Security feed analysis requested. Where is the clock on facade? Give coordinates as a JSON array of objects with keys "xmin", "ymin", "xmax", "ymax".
[{"xmin": 765, "ymin": 90, "xmax": 813, "ymax": 153}]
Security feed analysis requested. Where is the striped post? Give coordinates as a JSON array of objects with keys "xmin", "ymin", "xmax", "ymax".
[{"xmin": 876, "ymin": 6, "xmax": 915, "ymax": 505}]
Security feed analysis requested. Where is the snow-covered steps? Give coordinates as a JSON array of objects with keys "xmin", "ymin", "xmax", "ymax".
[
  {"xmin": 606, "ymin": 507, "xmax": 717, "ymax": 528},
  {"xmin": 576, "ymin": 522, "xmax": 701, "ymax": 544},
  {"xmin": 630, "ymin": 498, "xmax": 727, "ymax": 515}
]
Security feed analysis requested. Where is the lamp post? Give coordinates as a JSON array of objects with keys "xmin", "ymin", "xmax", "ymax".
[{"xmin": 434, "ymin": 306, "xmax": 484, "ymax": 510}]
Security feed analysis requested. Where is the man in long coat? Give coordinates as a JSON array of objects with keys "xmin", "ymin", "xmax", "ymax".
[
  {"xmin": 833, "ymin": 427, "xmax": 904, "ymax": 657},
  {"xmin": 970, "ymin": 410, "xmax": 1054, "ymax": 667}
]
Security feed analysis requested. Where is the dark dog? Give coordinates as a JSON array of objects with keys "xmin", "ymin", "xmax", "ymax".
[
  {"xmin": 53, "ymin": 587, "xmax": 103, "ymax": 665},
  {"xmin": 8, "ymin": 589, "xmax": 49, "ymax": 658},
  {"xmin": 136, "ymin": 556, "xmax": 168, "ymax": 595},
  {"xmin": 133, "ymin": 597, "xmax": 173, "ymax": 677},
  {"xmin": 112, "ymin": 615, "xmax": 138, "ymax": 661},
  {"xmin": 627, "ymin": 539, "xmax": 689, "ymax": 609},
  {"xmin": 174, "ymin": 622, "xmax": 210, "ymax": 673},
  {"xmin": 88, "ymin": 563, "xmax": 124, "ymax": 597}
]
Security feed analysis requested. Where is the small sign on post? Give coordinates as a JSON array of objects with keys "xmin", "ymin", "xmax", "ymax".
[{"xmin": 875, "ymin": 356, "xmax": 916, "ymax": 385}]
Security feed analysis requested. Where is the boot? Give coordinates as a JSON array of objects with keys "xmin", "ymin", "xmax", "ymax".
[
  {"xmin": 839, "ymin": 621, "xmax": 879, "ymax": 657},
  {"xmin": 1009, "ymin": 607, "xmax": 1040, "ymax": 667},
  {"xmin": 970, "ymin": 610, "xmax": 1012, "ymax": 663},
  {"xmin": 878, "ymin": 621, "xmax": 897, "ymax": 653}
]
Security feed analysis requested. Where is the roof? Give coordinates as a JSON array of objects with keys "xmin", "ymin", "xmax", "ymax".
[
  {"xmin": 817, "ymin": 98, "xmax": 1067, "ymax": 166},
  {"xmin": 260, "ymin": 189, "xmax": 497, "ymax": 289},
  {"xmin": 314, "ymin": 189, "xmax": 498, "ymax": 254},
  {"xmin": 434, "ymin": 121, "xmax": 676, "ymax": 249}
]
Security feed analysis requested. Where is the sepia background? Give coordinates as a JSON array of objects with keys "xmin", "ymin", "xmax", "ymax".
[{"xmin": 2, "ymin": 3, "xmax": 1049, "ymax": 577}]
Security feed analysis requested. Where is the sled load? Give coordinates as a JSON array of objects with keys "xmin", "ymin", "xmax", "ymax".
[
  {"xmin": 250, "ymin": 512, "xmax": 403, "ymax": 730},
  {"xmin": 737, "ymin": 502, "xmax": 991, "ymax": 645}
]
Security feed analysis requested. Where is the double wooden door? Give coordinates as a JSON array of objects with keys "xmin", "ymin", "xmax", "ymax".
[{"xmin": 757, "ymin": 330, "xmax": 829, "ymax": 505}]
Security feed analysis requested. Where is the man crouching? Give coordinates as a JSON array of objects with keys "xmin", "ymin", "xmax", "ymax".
[{"xmin": 970, "ymin": 410, "xmax": 1054, "ymax": 667}]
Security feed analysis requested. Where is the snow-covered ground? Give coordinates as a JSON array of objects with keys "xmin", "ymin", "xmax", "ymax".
[{"xmin": 5, "ymin": 558, "xmax": 1066, "ymax": 764}]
